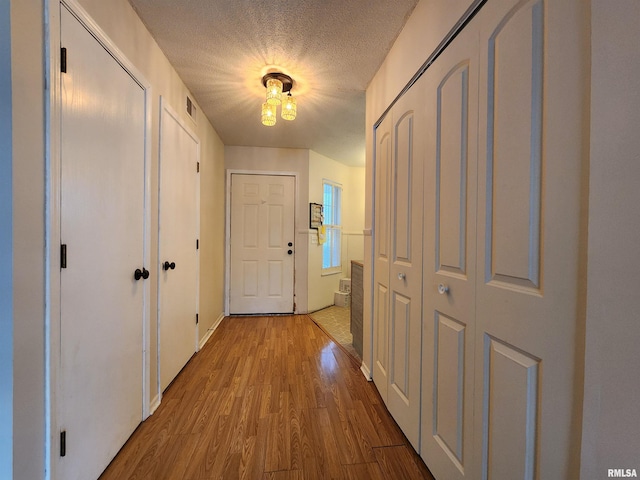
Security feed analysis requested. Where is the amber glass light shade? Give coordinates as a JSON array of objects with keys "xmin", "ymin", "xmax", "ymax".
[
  {"xmin": 266, "ymin": 78, "xmax": 283, "ymax": 105},
  {"xmin": 281, "ymin": 94, "xmax": 297, "ymax": 121},
  {"xmin": 261, "ymin": 102, "xmax": 276, "ymax": 126}
]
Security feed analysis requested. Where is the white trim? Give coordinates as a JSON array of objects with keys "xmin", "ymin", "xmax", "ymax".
[
  {"xmin": 360, "ymin": 363, "xmax": 373, "ymax": 381},
  {"xmin": 46, "ymin": 2, "xmax": 153, "ymax": 477},
  {"xmin": 148, "ymin": 394, "xmax": 162, "ymax": 416},
  {"xmin": 198, "ymin": 313, "xmax": 225, "ymax": 350},
  {"xmin": 224, "ymin": 169, "xmax": 299, "ymax": 316}
]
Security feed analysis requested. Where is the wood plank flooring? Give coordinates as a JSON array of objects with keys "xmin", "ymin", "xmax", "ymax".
[{"xmin": 99, "ymin": 315, "xmax": 435, "ymax": 480}]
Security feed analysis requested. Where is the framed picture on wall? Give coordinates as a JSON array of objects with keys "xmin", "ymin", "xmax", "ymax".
[{"xmin": 310, "ymin": 203, "xmax": 323, "ymax": 229}]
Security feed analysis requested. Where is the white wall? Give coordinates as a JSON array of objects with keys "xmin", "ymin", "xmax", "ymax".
[
  {"xmin": 225, "ymin": 146, "xmax": 310, "ymax": 313},
  {"xmin": 308, "ymin": 151, "xmax": 365, "ymax": 312},
  {"xmin": 363, "ymin": 0, "xmax": 475, "ymax": 374},
  {"xmin": 1, "ymin": 1, "xmax": 13, "ymax": 477},
  {"xmin": 581, "ymin": 1, "xmax": 640, "ymax": 477}
]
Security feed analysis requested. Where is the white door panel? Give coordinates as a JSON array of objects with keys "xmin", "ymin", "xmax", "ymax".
[
  {"xmin": 421, "ymin": 23, "xmax": 479, "ymax": 480},
  {"xmin": 59, "ymin": 6, "xmax": 146, "ymax": 479},
  {"xmin": 229, "ymin": 174, "xmax": 295, "ymax": 314},
  {"xmin": 158, "ymin": 100, "xmax": 199, "ymax": 392},
  {"xmin": 474, "ymin": 0, "xmax": 584, "ymax": 477}
]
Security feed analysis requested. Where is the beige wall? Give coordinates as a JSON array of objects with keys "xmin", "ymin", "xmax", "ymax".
[
  {"xmin": 10, "ymin": 0, "xmax": 46, "ymax": 478},
  {"xmin": 8, "ymin": 0, "xmax": 227, "ymax": 477},
  {"xmin": 363, "ymin": 0, "xmax": 475, "ymax": 374},
  {"xmin": 308, "ymin": 151, "xmax": 365, "ymax": 312},
  {"xmin": 225, "ymin": 146, "xmax": 310, "ymax": 313},
  {"xmin": 581, "ymin": 1, "xmax": 640, "ymax": 476}
]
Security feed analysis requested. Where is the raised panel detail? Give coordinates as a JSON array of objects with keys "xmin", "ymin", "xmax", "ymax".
[
  {"xmin": 433, "ymin": 313, "xmax": 466, "ymax": 470},
  {"xmin": 390, "ymin": 292, "xmax": 411, "ymax": 403},
  {"xmin": 268, "ymin": 204, "xmax": 283, "ymax": 248},
  {"xmin": 374, "ymin": 284, "xmax": 389, "ymax": 376},
  {"xmin": 482, "ymin": 335, "xmax": 539, "ymax": 480},
  {"xmin": 376, "ymin": 131, "xmax": 391, "ymax": 260},
  {"xmin": 393, "ymin": 112, "xmax": 414, "ymax": 264},
  {"xmin": 242, "ymin": 261, "xmax": 258, "ymax": 297},
  {"xmin": 437, "ymin": 63, "xmax": 469, "ymax": 277},
  {"xmin": 268, "ymin": 261, "xmax": 283, "ymax": 296},
  {"xmin": 242, "ymin": 204, "xmax": 259, "ymax": 248},
  {"xmin": 268, "ymin": 183, "xmax": 284, "ymax": 197},
  {"xmin": 485, "ymin": 0, "xmax": 543, "ymax": 291},
  {"xmin": 243, "ymin": 182, "xmax": 259, "ymax": 196}
]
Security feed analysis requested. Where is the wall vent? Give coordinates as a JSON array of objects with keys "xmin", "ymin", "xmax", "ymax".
[{"xmin": 186, "ymin": 96, "xmax": 197, "ymax": 122}]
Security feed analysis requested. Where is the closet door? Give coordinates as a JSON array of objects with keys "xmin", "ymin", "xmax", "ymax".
[
  {"xmin": 474, "ymin": 0, "xmax": 586, "ymax": 477},
  {"xmin": 420, "ymin": 22, "xmax": 479, "ymax": 480},
  {"xmin": 386, "ymin": 83, "xmax": 426, "ymax": 450},
  {"xmin": 372, "ymin": 114, "xmax": 392, "ymax": 401}
]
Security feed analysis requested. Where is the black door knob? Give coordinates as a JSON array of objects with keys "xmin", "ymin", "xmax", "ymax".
[
  {"xmin": 134, "ymin": 268, "xmax": 143, "ymax": 280},
  {"xmin": 288, "ymin": 249, "xmax": 293, "ymax": 255},
  {"xmin": 142, "ymin": 268, "xmax": 150, "ymax": 279},
  {"xmin": 288, "ymin": 242, "xmax": 293, "ymax": 247},
  {"xmin": 163, "ymin": 261, "xmax": 176, "ymax": 271}
]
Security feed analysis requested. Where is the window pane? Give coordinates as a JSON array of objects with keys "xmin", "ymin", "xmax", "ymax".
[
  {"xmin": 332, "ymin": 228, "xmax": 341, "ymax": 267},
  {"xmin": 322, "ymin": 229, "xmax": 332, "ymax": 269}
]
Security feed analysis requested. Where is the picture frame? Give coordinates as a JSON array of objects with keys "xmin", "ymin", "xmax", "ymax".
[{"xmin": 309, "ymin": 202, "xmax": 323, "ymax": 229}]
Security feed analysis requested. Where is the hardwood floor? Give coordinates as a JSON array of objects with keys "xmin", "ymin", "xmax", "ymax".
[{"xmin": 99, "ymin": 315, "xmax": 434, "ymax": 480}]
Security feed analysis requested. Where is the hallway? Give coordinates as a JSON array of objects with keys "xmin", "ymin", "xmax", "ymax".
[{"xmin": 99, "ymin": 315, "xmax": 433, "ymax": 480}]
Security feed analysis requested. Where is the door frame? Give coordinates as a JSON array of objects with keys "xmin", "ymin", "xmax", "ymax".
[
  {"xmin": 156, "ymin": 96, "xmax": 200, "ymax": 409},
  {"xmin": 224, "ymin": 170, "xmax": 298, "ymax": 316},
  {"xmin": 46, "ymin": 0, "xmax": 152, "ymax": 477}
]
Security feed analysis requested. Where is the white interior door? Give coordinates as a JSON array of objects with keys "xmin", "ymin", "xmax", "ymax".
[
  {"xmin": 229, "ymin": 174, "xmax": 295, "ymax": 314},
  {"xmin": 158, "ymin": 99, "xmax": 199, "ymax": 392},
  {"xmin": 59, "ymin": 5, "xmax": 146, "ymax": 480},
  {"xmin": 386, "ymin": 85, "xmax": 426, "ymax": 451},
  {"xmin": 420, "ymin": 22, "xmax": 479, "ymax": 480},
  {"xmin": 372, "ymin": 114, "xmax": 392, "ymax": 401},
  {"xmin": 473, "ymin": 0, "xmax": 584, "ymax": 477}
]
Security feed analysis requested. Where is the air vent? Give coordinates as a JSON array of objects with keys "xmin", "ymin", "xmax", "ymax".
[{"xmin": 186, "ymin": 96, "xmax": 197, "ymax": 122}]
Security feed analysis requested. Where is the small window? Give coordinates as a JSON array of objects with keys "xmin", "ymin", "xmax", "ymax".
[{"xmin": 322, "ymin": 180, "xmax": 342, "ymax": 274}]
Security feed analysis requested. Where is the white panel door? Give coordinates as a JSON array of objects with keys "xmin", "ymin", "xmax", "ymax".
[
  {"xmin": 229, "ymin": 174, "xmax": 295, "ymax": 314},
  {"xmin": 474, "ymin": 0, "xmax": 585, "ymax": 477},
  {"xmin": 59, "ymin": 6, "xmax": 146, "ymax": 480},
  {"xmin": 386, "ymin": 84, "xmax": 426, "ymax": 451},
  {"xmin": 372, "ymin": 114, "xmax": 392, "ymax": 401},
  {"xmin": 158, "ymin": 100, "xmax": 199, "ymax": 392},
  {"xmin": 421, "ymin": 22, "xmax": 479, "ymax": 480}
]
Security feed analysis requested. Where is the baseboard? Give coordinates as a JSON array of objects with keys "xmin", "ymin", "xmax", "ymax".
[
  {"xmin": 360, "ymin": 363, "xmax": 372, "ymax": 381},
  {"xmin": 198, "ymin": 312, "xmax": 225, "ymax": 350},
  {"xmin": 149, "ymin": 393, "xmax": 161, "ymax": 415}
]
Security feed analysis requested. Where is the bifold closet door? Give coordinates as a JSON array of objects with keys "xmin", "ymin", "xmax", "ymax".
[
  {"xmin": 473, "ymin": 0, "xmax": 586, "ymax": 478},
  {"xmin": 373, "ymin": 84, "xmax": 426, "ymax": 451},
  {"xmin": 420, "ymin": 21, "xmax": 479, "ymax": 480}
]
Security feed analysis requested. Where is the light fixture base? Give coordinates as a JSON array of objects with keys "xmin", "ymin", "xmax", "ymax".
[{"xmin": 262, "ymin": 72, "xmax": 293, "ymax": 93}]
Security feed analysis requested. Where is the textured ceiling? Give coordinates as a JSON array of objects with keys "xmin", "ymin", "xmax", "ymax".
[{"xmin": 128, "ymin": 0, "xmax": 419, "ymax": 166}]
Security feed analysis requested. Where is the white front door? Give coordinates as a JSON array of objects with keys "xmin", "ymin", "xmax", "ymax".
[
  {"xmin": 420, "ymin": 21, "xmax": 479, "ymax": 480},
  {"xmin": 158, "ymin": 99, "xmax": 199, "ymax": 392},
  {"xmin": 229, "ymin": 174, "xmax": 295, "ymax": 314},
  {"xmin": 59, "ymin": 5, "xmax": 147, "ymax": 480}
]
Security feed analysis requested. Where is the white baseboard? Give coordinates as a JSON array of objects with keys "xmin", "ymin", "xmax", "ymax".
[
  {"xmin": 149, "ymin": 393, "xmax": 161, "ymax": 415},
  {"xmin": 360, "ymin": 363, "xmax": 372, "ymax": 381},
  {"xmin": 198, "ymin": 312, "xmax": 225, "ymax": 350}
]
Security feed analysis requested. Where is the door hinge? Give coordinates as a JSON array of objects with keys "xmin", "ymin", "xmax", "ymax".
[
  {"xmin": 196, "ymin": 239, "xmax": 199, "ymax": 250},
  {"xmin": 61, "ymin": 244, "xmax": 67, "ymax": 269},
  {"xmin": 60, "ymin": 430, "xmax": 66, "ymax": 457},
  {"xmin": 61, "ymin": 47, "xmax": 67, "ymax": 73},
  {"xmin": 196, "ymin": 313, "xmax": 199, "ymax": 325},
  {"xmin": 197, "ymin": 161, "xmax": 200, "ymax": 173}
]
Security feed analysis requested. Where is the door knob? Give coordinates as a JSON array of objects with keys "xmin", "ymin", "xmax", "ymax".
[
  {"xmin": 288, "ymin": 242, "xmax": 293, "ymax": 247},
  {"xmin": 163, "ymin": 261, "xmax": 176, "ymax": 271},
  {"xmin": 438, "ymin": 283, "xmax": 449, "ymax": 295},
  {"xmin": 134, "ymin": 268, "xmax": 143, "ymax": 280},
  {"xmin": 142, "ymin": 268, "xmax": 149, "ymax": 279},
  {"xmin": 398, "ymin": 272, "xmax": 406, "ymax": 280},
  {"xmin": 288, "ymin": 250, "xmax": 293, "ymax": 255}
]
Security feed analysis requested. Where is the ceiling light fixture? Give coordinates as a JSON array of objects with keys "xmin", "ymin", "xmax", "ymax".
[{"xmin": 261, "ymin": 72, "xmax": 296, "ymax": 126}]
